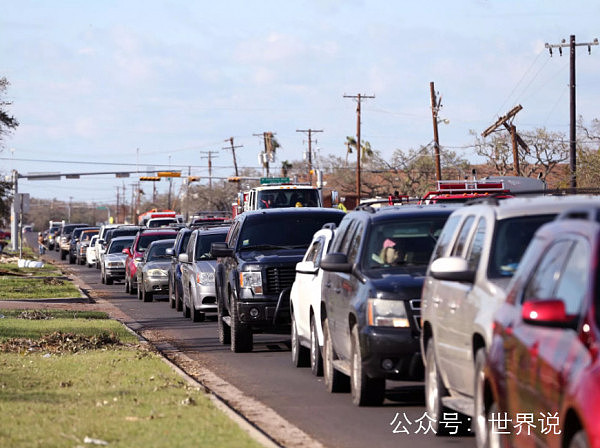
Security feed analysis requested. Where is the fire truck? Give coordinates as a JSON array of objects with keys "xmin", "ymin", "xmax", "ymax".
[
  {"xmin": 232, "ymin": 177, "xmax": 322, "ymax": 217},
  {"xmin": 137, "ymin": 209, "xmax": 178, "ymax": 226},
  {"xmin": 419, "ymin": 176, "xmax": 546, "ymax": 204}
]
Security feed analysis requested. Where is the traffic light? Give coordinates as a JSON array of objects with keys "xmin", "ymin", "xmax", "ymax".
[
  {"xmin": 140, "ymin": 176, "xmax": 160, "ymax": 181},
  {"xmin": 157, "ymin": 171, "xmax": 181, "ymax": 177},
  {"xmin": 228, "ymin": 177, "xmax": 241, "ymax": 182},
  {"xmin": 188, "ymin": 176, "xmax": 199, "ymax": 182}
]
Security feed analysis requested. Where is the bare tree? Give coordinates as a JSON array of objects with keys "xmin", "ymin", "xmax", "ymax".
[{"xmin": 0, "ymin": 77, "xmax": 18, "ymax": 147}]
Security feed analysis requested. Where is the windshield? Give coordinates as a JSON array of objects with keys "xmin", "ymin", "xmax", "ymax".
[
  {"xmin": 146, "ymin": 242, "xmax": 173, "ymax": 261},
  {"xmin": 239, "ymin": 213, "xmax": 342, "ymax": 250},
  {"xmin": 364, "ymin": 218, "xmax": 448, "ymax": 269},
  {"xmin": 108, "ymin": 238, "xmax": 134, "ymax": 254},
  {"xmin": 257, "ymin": 189, "xmax": 320, "ymax": 208},
  {"xmin": 147, "ymin": 218, "xmax": 177, "ymax": 228},
  {"xmin": 488, "ymin": 214, "xmax": 555, "ymax": 278},
  {"xmin": 195, "ymin": 232, "xmax": 227, "ymax": 260}
]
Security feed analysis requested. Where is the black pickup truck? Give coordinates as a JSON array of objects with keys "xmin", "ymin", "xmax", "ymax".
[{"xmin": 211, "ymin": 207, "xmax": 345, "ymax": 353}]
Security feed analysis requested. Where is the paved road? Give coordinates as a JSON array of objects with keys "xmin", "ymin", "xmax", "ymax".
[{"xmin": 46, "ymin": 245, "xmax": 475, "ymax": 448}]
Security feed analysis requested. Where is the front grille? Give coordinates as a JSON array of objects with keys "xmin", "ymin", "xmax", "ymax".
[
  {"xmin": 265, "ymin": 266, "xmax": 296, "ymax": 295},
  {"xmin": 408, "ymin": 299, "xmax": 422, "ymax": 329}
]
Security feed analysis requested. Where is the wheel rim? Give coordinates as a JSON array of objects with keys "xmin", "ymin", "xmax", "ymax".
[
  {"xmin": 426, "ymin": 350, "xmax": 439, "ymax": 418},
  {"xmin": 352, "ymin": 342, "xmax": 360, "ymax": 395}
]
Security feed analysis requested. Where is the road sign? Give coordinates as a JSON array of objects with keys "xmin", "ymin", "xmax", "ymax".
[{"xmin": 260, "ymin": 177, "xmax": 289, "ymax": 184}]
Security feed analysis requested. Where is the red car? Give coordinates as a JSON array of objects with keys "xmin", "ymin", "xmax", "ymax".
[
  {"xmin": 124, "ymin": 228, "xmax": 178, "ymax": 294},
  {"xmin": 482, "ymin": 210, "xmax": 600, "ymax": 448}
]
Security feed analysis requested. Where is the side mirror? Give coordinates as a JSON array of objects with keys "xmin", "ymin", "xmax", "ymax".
[
  {"xmin": 178, "ymin": 253, "xmax": 189, "ymax": 263},
  {"xmin": 522, "ymin": 299, "xmax": 574, "ymax": 328},
  {"xmin": 211, "ymin": 242, "xmax": 234, "ymax": 258},
  {"xmin": 320, "ymin": 253, "xmax": 352, "ymax": 273},
  {"xmin": 296, "ymin": 260, "xmax": 318, "ymax": 275},
  {"xmin": 430, "ymin": 257, "xmax": 475, "ymax": 283},
  {"xmin": 122, "ymin": 247, "xmax": 132, "ymax": 256},
  {"xmin": 166, "ymin": 248, "xmax": 174, "ymax": 256}
]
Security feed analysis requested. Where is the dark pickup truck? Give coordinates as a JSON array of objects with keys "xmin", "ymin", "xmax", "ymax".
[{"xmin": 211, "ymin": 207, "xmax": 345, "ymax": 353}]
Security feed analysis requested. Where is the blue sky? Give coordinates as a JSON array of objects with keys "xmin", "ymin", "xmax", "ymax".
[{"xmin": 2, "ymin": 0, "xmax": 600, "ymax": 203}]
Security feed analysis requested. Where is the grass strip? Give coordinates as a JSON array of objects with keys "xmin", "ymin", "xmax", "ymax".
[
  {"xmin": 0, "ymin": 262, "xmax": 63, "ymax": 277},
  {"xmin": 0, "ymin": 276, "xmax": 81, "ymax": 300},
  {"xmin": 0, "ymin": 310, "xmax": 262, "ymax": 448}
]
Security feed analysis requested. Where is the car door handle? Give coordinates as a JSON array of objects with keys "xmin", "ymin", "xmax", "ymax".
[
  {"xmin": 334, "ymin": 288, "xmax": 341, "ymax": 294},
  {"xmin": 432, "ymin": 298, "xmax": 442, "ymax": 305},
  {"xmin": 449, "ymin": 303, "xmax": 458, "ymax": 311},
  {"xmin": 325, "ymin": 282, "xmax": 332, "ymax": 288}
]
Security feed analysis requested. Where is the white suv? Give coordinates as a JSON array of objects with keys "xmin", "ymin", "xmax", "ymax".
[
  {"xmin": 420, "ymin": 195, "xmax": 600, "ymax": 446},
  {"xmin": 289, "ymin": 225, "xmax": 336, "ymax": 376}
]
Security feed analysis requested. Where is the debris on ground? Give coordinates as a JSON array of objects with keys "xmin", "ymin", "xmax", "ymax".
[
  {"xmin": 17, "ymin": 310, "xmax": 54, "ymax": 320},
  {"xmin": 0, "ymin": 331, "xmax": 123, "ymax": 354}
]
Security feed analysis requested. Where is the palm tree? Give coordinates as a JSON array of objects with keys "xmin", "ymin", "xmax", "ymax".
[{"xmin": 345, "ymin": 136, "xmax": 374, "ymax": 164}]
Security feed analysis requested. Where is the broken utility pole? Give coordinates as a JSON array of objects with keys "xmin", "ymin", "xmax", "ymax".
[
  {"xmin": 296, "ymin": 128, "xmax": 323, "ymax": 185},
  {"xmin": 482, "ymin": 105, "xmax": 528, "ymax": 176}
]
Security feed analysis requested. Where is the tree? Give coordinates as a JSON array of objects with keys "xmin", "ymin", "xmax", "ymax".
[
  {"xmin": 389, "ymin": 146, "xmax": 471, "ymax": 197},
  {"xmin": 345, "ymin": 136, "xmax": 374, "ymax": 165},
  {"xmin": 0, "ymin": 77, "xmax": 19, "ymax": 147},
  {"xmin": 470, "ymin": 127, "xmax": 569, "ymax": 183}
]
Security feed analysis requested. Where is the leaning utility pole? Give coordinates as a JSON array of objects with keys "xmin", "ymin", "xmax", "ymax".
[
  {"xmin": 344, "ymin": 93, "xmax": 375, "ymax": 201},
  {"xmin": 223, "ymin": 137, "xmax": 243, "ymax": 178},
  {"xmin": 430, "ymin": 82, "xmax": 442, "ymax": 181},
  {"xmin": 545, "ymin": 35, "xmax": 598, "ymax": 188},
  {"xmin": 200, "ymin": 150, "xmax": 219, "ymax": 189},
  {"xmin": 296, "ymin": 128, "xmax": 323, "ymax": 185},
  {"xmin": 253, "ymin": 132, "xmax": 277, "ymax": 177},
  {"xmin": 482, "ymin": 105, "xmax": 528, "ymax": 176}
]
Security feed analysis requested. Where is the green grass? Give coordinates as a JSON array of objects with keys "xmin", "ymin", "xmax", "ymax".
[
  {"xmin": 0, "ymin": 262, "xmax": 63, "ymax": 276},
  {"xmin": 0, "ymin": 310, "xmax": 135, "ymax": 342},
  {"xmin": 0, "ymin": 311, "xmax": 262, "ymax": 448},
  {"xmin": 0, "ymin": 276, "xmax": 81, "ymax": 300}
]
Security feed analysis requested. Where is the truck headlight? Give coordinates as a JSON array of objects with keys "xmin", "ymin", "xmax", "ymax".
[
  {"xmin": 240, "ymin": 271, "xmax": 263, "ymax": 294},
  {"xmin": 197, "ymin": 272, "xmax": 214, "ymax": 285},
  {"xmin": 367, "ymin": 298, "xmax": 410, "ymax": 328},
  {"xmin": 148, "ymin": 269, "xmax": 168, "ymax": 278}
]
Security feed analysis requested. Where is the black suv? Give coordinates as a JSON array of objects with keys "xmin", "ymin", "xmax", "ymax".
[
  {"xmin": 211, "ymin": 207, "xmax": 345, "ymax": 353},
  {"xmin": 319, "ymin": 204, "xmax": 456, "ymax": 406}
]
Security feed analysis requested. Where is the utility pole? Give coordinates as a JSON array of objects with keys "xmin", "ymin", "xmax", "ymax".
[
  {"xmin": 116, "ymin": 188, "xmax": 120, "ymax": 223},
  {"xmin": 482, "ymin": 105, "xmax": 528, "ymax": 176},
  {"xmin": 344, "ymin": 93, "xmax": 375, "ymax": 201},
  {"xmin": 223, "ymin": 137, "xmax": 243, "ymax": 178},
  {"xmin": 545, "ymin": 35, "xmax": 598, "ymax": 188},
  {"xmin": 253, "ymin": 132, "xmax": 277, "ymax": 177},
  {"xmin": 296, "ymin": 128, "xmax": 323, "ymax": 185},
  {"xmin": 430, "ymin": 82, "xmax": 443, "ymax": 181},
  {"xmin": 200, "ymin": 150, "xmax": 219, "ymax": 189}
]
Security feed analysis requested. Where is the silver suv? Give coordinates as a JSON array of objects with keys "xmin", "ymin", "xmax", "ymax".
[{"xmin": 420, "ymin": 195, "xmax": 600, "ymax": 445}]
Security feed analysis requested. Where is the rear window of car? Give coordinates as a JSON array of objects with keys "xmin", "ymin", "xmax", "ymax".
[{"xmin": 488, "ymin": 214, "xmax": 555, "ymax": 278}]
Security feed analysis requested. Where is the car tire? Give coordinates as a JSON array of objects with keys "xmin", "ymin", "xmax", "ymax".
[
  {"xmin": 231, "ymin": 294, "xmax": 253, "ymax": 353},
  {"xmin": 101, "ymin": 270, "xmax": 106, "ymax": 284},
  {"xmin": 323, "ymin": 318, "xmax": 350, "ymax": 393},
  {"xmin": 125, "ymin": 276, "xmax": 130, "ymax": 293},
  {"xmin": 60, "ymin": 249, "xmax": 66, "ymax": 260},
  {"xmin": 105, "ymin": 275, "xmax": 113, "ymax": 286},
  {"xmin": 291, "ymin": 316, "xmax": 310, "ymax": 367},
  {"xmin": 129, "ymin": 277, "xmax": 136, "ymax": 295},
  {"xmin": 217, "ymin": 296, "xmax": 231, "ymax": 345},
  {"xmin": 175, "ymin": 283, "xmax": 183, "ymax": 312},
  {"xmin": 474, "ymin": 348, "xmax": 489, "ymax": 447},
  {"xmin": 183, "ymin": 299, "xmax": 191, "ymax": 318},
  {"xmin": 192, "ymin": 307, "xmax": 205, "ymax": 323},
  {"xmin": 143, "ymin": 289, "xmax": 153, "ymax": 303},
  {"xmin": 310, "ymin": 315, "xmax": 323, "ymax": 376},
  {"xmin": 68, "ymin": 254, "xmax": 75, "ymax": 264},
  {"xmin": 425, "ymin": 339, "xmax": 450, "ymax": 435},
  {"xmin": 137, "ymin": 284, "xmax": 143, "ymax": 300},
  {"xmin": 168, "ymin": 278, "xmax": 176, "ymax": 309},
  {"xmin": 569, "ymin": 430, "xmax": 590, "ymax": 448},
  {"xmin": 351, "ymin": 325, "xmax": 385, "ymax": 406}
]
